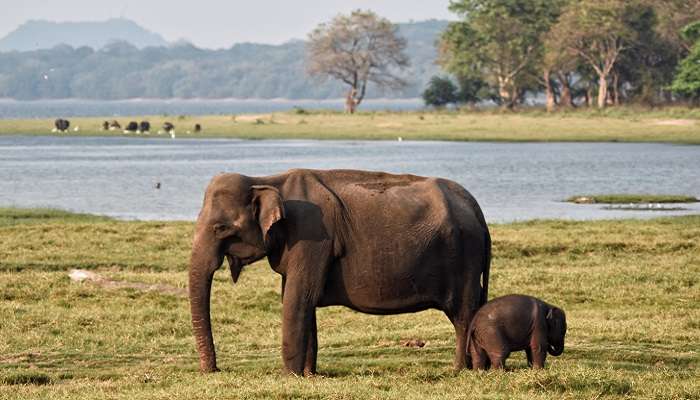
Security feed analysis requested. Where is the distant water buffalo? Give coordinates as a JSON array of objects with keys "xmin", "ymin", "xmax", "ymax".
[
  {"xmin": 194, "ymin": 123, "xmax": 202, "ymax": 133},
  {"xmin": 102, "ymin": 121, "xmax": 110, "ymax": 131},
  {"xmin": 109, "ymin": 120, "xmax": 121, "ymax": 130},
  {"xmin": 139, "ymin": 121, "xmax": 150, "ymax": 133},
  {"xmin": 125, "ymin": 121, "xmax": 139, "ymax": 133},
  {"xmin": 161, "ymin": 122, "xmax": 175, "ymax": 138},
  {"xmin": 54, "ymin": 119, "xmax": 70, "ymax": 132}
]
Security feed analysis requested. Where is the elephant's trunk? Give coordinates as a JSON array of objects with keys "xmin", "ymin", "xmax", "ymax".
[
  {"xmin": 189, "ymin": 236, "xmax": 222, "ymax": 373},
  {"xmin": 548, "ymin": 343, "xmax": 564, "ymax": 356}
]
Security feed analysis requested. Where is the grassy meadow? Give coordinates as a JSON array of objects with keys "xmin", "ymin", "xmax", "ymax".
[
  {"xmin": 1, "ymin": 107, "xmax": 700, "ymax": 143},
  {"xmin": 0, "ymin": 208, "xmax": 698, "ymax": 399},
  {"xmin": 567, "ymin": 194, "xmax": 700, "ymax": 204}
]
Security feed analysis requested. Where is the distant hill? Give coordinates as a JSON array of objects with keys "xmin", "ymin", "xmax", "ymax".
[
  {"xmin": 0, "ymin": 19, "xmax": 448, "ymax": 100},
  {"xmin": 0, "ymin": 18, "xmax": 168, "ymax": 52}
]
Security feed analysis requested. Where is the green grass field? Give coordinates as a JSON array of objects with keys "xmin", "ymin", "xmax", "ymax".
[
  {"xmin": 1, "ymin": 107, "xmax": 700, "ymax": 143},
  {"xmin": 0, "ymin": 208, "xmax": 698, "ymax": 399},
  {"xmin": 567, "ymin": 194, "xmax": 700, "ymax": 204}
]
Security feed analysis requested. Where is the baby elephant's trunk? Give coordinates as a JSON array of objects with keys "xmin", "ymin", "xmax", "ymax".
[{"xmin": 548, "ymin": 343, "xmax": 564, "ymax": 356}]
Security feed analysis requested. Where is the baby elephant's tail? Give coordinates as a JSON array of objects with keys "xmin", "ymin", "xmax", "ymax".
[{"xmin": 465, "ymin": 319, "xmax": 477, "ymax": 369}]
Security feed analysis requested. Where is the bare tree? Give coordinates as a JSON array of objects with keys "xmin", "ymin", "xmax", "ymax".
[
  {"xmin": 549, "ymin": 0, "xmax": 638, "ymax": 109},
  {"xmin": 306, "ymin": 10, "xmax": 410, "ymax": 113}
]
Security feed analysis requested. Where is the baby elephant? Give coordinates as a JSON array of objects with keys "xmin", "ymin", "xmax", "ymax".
[{"xmin": 467, "ymin": 294, "xmax": 566, "ymax": 370}]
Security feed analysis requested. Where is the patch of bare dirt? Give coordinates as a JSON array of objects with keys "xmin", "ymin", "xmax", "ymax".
[
  {"xmin": 236, "ymin": 114, "xmax": 271, "ymax": 122},
  {"xmin": 376, "ymin": 122, "xmax": 403, "ymax": 128},
  {"xmin": 653, "ymin": 119, "xmax": 696, "ymax": 126},
  {"xmin": 69, "ymin": 269, "xmax": 187, "ymax": 297}
]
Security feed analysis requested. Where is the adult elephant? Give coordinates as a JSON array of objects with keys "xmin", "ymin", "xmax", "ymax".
[{"xmin": 189, "ymin": 169, "xmax": 491, "ymax": 375}]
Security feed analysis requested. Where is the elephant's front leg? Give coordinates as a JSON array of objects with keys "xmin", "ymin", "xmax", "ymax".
[
  {"xmin": 281, "ymin": 276, "xmax": 316, "ymax": 375},
  {"xmin": 304, "ymin": 310, "xmax": 318, "ymax": 376}
]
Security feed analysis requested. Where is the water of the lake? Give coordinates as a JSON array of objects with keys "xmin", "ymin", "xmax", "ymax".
[{"xmin": 1, "ymin": 136, "xmax": 699, "ymax": 223}]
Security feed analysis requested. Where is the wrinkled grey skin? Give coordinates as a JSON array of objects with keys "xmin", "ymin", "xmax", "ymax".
[
  {"xmin": 467, "ymin": 294, "xmax": 567, "ymax": 370},
  {"xmin": 189, "ymin": 169, "xmax": 491, "ymax": 375}
]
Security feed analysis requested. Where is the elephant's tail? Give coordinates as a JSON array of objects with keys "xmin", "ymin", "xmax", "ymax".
[{"xmin": 480, "ymin": 227, "xmax": 491, "ymax": 307}]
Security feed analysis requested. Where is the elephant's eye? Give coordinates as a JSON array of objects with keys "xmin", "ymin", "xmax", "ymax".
[{"xmin": 213, "ymin": 223, "xmax": 236, "ymax": 238}]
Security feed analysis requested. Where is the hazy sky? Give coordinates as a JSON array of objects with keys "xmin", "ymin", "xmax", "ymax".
[{"xmin": 2, "ymin": 0, "xmax": 455, "ymax": 48}]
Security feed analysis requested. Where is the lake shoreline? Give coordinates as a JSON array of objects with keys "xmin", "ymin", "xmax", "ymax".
[{"xmin": 1, "ymin": 110, "xmax": 699, "ymax": 144}]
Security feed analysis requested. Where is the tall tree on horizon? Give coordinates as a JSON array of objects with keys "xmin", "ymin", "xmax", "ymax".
[
  {"xmin": 548, "ymin": 0, "xmax": 640, "ymax": 109},
  {"xmin": 671, "ymin": 21, "xmax": 700, "ymax": 104},
  {"xmin": 439, "ymin": 0, "xmax": 559, "ymax": 109},
  {"xmin": 305, "ymin": 10, "xmax": 410, "ymax": 113}
]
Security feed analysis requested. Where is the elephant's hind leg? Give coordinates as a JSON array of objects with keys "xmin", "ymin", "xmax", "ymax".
[
  {"xmin": 448, "ymin": 274, "xmax": 481, "ymax": 371},
  {"xmin": 447, "ymin": 303, "xmax": 477, "ymax": 371},
  {"xmin": 451, "ymin": 318, "xmax": 469, "ymax": 371}
]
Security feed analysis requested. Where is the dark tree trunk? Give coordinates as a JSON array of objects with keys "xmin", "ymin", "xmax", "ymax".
[
  {"xmin": 585, "ymin": 83, "xmax": 593, "ymax": 108},
  {"xmin": 345, "ymin": 87, "xmax": 357, "ymax": 114},
  {"xmin": 557, "ymin": 72, "xmax": 574, "ymax": 108}
]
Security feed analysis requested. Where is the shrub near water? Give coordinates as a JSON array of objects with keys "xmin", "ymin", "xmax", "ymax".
[{"xmin": 0, "ymin": 209, "xmax": 698, "ymax": 399}]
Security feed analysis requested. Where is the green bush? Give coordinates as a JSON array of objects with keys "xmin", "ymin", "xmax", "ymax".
[
  {"xmin": 422, "ymin": 76, "xmax": 458, "ymax": 107},
  {"xmin": 671, "ymin": 22, "xmax": 700, "ymax": 102}
]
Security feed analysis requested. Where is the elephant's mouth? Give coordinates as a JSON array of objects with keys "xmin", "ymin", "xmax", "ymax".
[{"xmin": 227, "ymin": 254, "xmax": 257, "ymax": 267}]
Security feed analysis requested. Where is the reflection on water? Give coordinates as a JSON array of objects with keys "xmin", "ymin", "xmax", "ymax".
[{"xmin": 1, "ymin": 136, "xmax": 699, "ymax": 222}]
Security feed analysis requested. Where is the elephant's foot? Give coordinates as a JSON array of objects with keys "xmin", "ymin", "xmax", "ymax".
[
  {"xmin": 282, "ymin": 366, "xmax": 305, "ymax": 377},
  {"xmin": 199, "ymin": 362, "xmax": 220, "ymax": 373}
]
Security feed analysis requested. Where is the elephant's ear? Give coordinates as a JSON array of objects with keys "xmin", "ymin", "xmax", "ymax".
[{"xmin": 251, "ymin": 185, "xmax": 285, "ymax": 243}]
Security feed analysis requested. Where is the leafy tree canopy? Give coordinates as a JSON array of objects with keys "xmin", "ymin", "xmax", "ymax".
[{"xmin": 422, "ymin": 76, "xmax": 458, "ymax": 107}]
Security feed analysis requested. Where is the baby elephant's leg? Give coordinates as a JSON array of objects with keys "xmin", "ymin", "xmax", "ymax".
[
  {"xmin": 528, "ymin": 341, "xmax": 547, "ymax": 369},
  {"xmin": 484, "ymin": 329, "xmax": 510, "ymax": 369},
  {"xmin": 470, "ymin": 343, "xmax": 489, "ymax": 370},
  {"xmin": 487, "ymin": 351, "xmax": 509, "ymax": 369}
]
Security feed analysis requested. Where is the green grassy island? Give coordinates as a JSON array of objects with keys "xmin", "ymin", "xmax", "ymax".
[
  {"xmin": 1, "ymin": 208, "xmax": 698, "ymax": 399},
  {"xmin": 567, "ymin": 194, "xmax": 699, "ymax": 204},
  {"xmin": 1, "ymin": 107, "xmax": 700, "ymax": 143}
]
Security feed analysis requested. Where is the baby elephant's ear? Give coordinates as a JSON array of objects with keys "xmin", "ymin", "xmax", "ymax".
[
  {"xmin": 546, "ymin": 307, "xmax": 566, "ymax": 330},
  {"xmin": 251, "ymin": 185, "xmax": 285, "ymax": 243}
]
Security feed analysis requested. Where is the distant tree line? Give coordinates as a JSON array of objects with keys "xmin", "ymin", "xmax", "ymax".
[
  {"xmin": 0, "ymin": 41, "xmax": 330, "ymax": 100},
  {"xmin": 0, "ymin": 20, "xmax": 445, "ymax": 101},
  {"xmin": 427, "ymin": 0, "xmax": 700, "ymax": 109}
]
